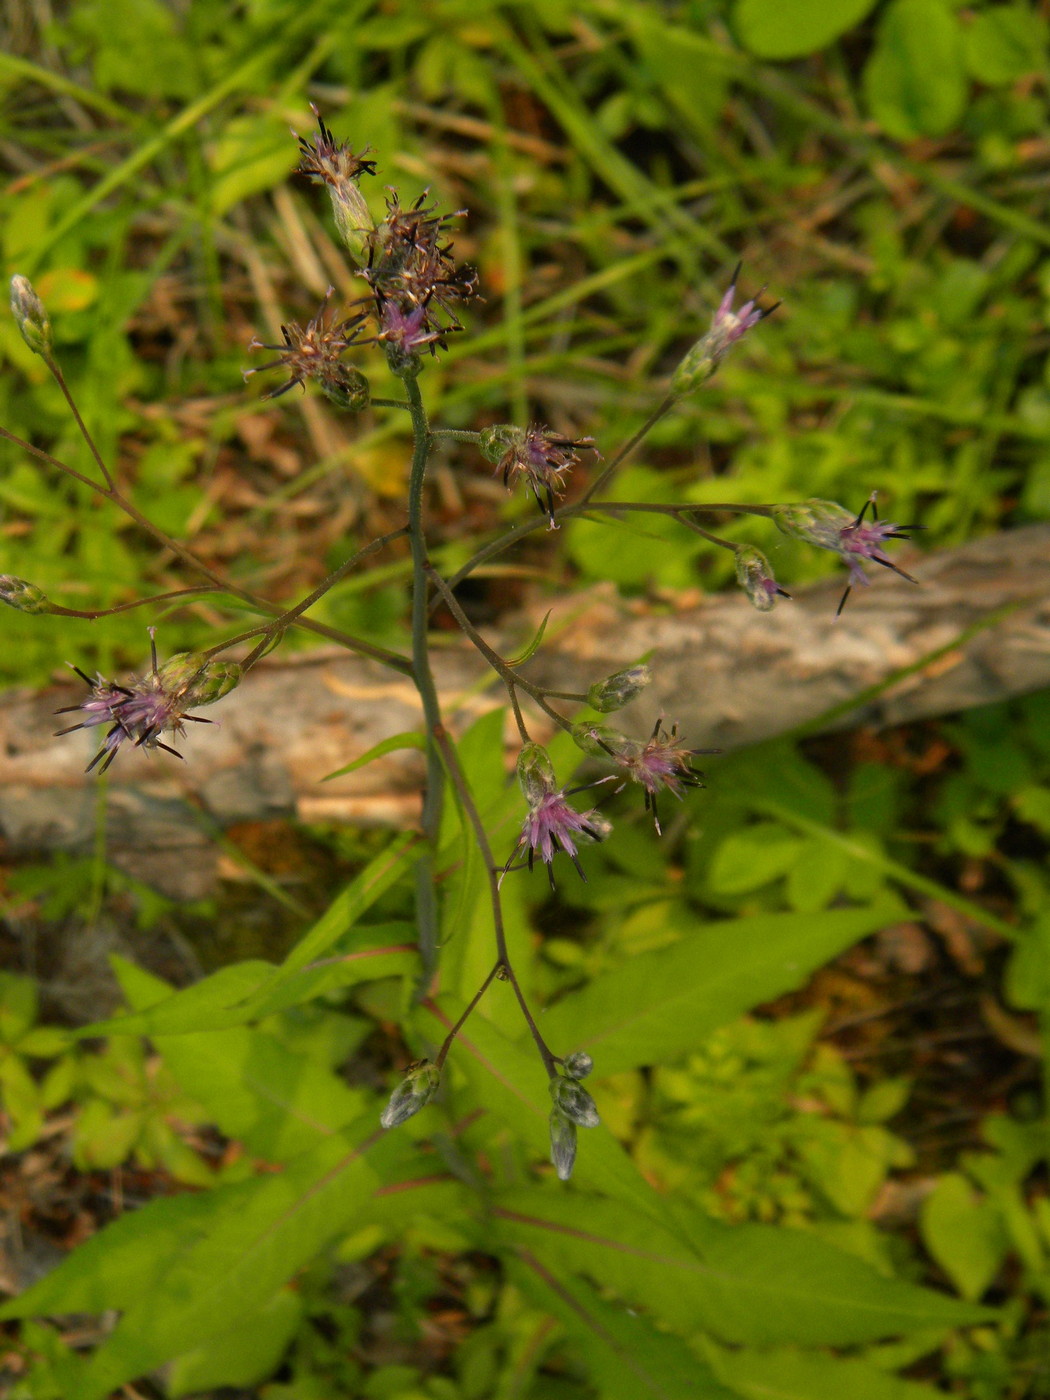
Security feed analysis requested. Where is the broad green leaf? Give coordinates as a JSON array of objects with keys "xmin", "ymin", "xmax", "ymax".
[
  {"xmin": 235, "ymin": 833, "xmax": 417, "ymax": 1012},
  {"xmin": 734, "ymin": 0, "xmax": 878, "ymax": 59},
  {"xmin": 155, "ymin": 1023, "xmax": 367, "ymax": 1160},
  {"xmin": 863, "ymin": 0, "xmax": 967, "ymax": 140},
  {"xmin": 68, "ymin": 1121, "xmax": 386, "ymax": 1400},
  {"xmin": 509, "ymin": 1254, "xmax": 737, "ymax": 1400},
  {"xmin": 493, "ymin": 1188, "xmax": 992, "ymax": 1347},
  {"xmin": 323, "ymin": 730, "xmax": 424, "ymax": 781},
  {"xmin": 167, "ymin": 1288, "xmax": 302, "ymax": 1397},
  {"xmin": 706, "ymin": 823, "xmax": 805, "ymax": 894},
  {"xmin": 704, "ymin": 1340, "xmax": 946, "ymax": 1399},
  {"xmin": 0, "ymin": 1190, "xmax": 229, "ymax": 1319},
  {"xmin": 963, "ymin": 6, "xmax": 1047, "ymax": 86},
  {"xmin": 920, "ymin": 1174, "xmax": 1008, "ymax": 1301},
  {"xmin": 77, "ymin": 960, "xmax": 273, "ymax": 1038},
  {"xmin": 539, "ymin": 902, "xmax": 903, "ymax": 1073}
]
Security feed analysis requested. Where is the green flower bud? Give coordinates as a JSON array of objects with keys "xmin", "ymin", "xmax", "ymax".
[
  {"xmin": 0, "ymin": 576, "xmax": 51, "ymax": 615},
  {"xmin": 478, "ymin": 424, "xmax": 525, "ymax": 465},
  {"xmin": 549, "ymin": 1108, "xmax": 577, "ymax": 1181},
  {"xmin": 380, "ymin": 1059, "xmax": 440, "ymax": 1129},
  {"xmin": 10, "ymin": 275, "xmax": 52, "ymax": 358},
  {"xmin": 562, "ymin": 1050, "xmax": 594, "ymax": 1080},
  {"xmin": 772, "ymin": 499, "xmax": 854, "ymax": 551},
  {"xmin": 319, "ymin": 365, "xmax": 370, "ymax": 411},
  {"xmin": 734, "ymin": 545, "xmax": 789, "ymax": 613},
  {"xmin": 187, "ymin": 660, "xmax": 242, "ymax": 707},
  {"xmin": 517, "ymin": 742, "xmax": 556, "ymax": 806},
  {"xmin": 587, "ymin": 664, "xmax": 651, "ymax": 712},
  {"xmin": 571, "ymin": 721, "xmax": 634, "ymax": 760},
  {"xmin": 327, "ymin": 182, "xmax": 374, "ymax": 268},
  {"xmin": 550, "ymin": 1074, "xmax": 600, "ymax": 1128}
]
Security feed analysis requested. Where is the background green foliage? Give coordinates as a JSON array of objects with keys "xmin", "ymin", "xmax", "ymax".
[{"xmin": 1, "ymin": 0, "xmax": 1048, "ymax": 1397}]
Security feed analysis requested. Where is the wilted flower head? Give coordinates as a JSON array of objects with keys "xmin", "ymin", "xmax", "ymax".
[
  {"xmin": 504, "ymin": 761, "xmax": 609, "ymax": 890},
  {"xmin": 245, "ymin": 291, "xmax": 370, "ymax": 409},
  {"xmin": 295, "ymin": 105, "xmax": 376, "ymax": 263},
  {"xmin": 380, "ymin": 1059, "xmax": 440, "ymax": 1129},
  {"xmin": 362, "ymin": 190, "xmax": 479, "ymax": 372},
  {"xmin": 482, "ymin": 423, "xmax": 598, "ymax": 528},
  {"xmin": 734, "ymin": 544, "xmax": 791, "ymax": 612},
  {"xmin": 607, "ymin": 719, "xmax": 717, "ymax": 834},
  {"xmin": 54, "ymin": 633, "xmax": 235, "ymax": 775},
  {"xmin": 773, "ymin": 493, "xmax": 921, "ymax": 615},
  {"xmin": 672, "ymin": 264, "xmax": 777, "ymax": 396}
]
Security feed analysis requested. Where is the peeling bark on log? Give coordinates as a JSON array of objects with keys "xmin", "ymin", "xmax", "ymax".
[{"xmin": 0, "ymin": 524, "xmax": 1047, "ymax": 898}]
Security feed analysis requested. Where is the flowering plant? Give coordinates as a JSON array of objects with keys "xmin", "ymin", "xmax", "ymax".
[{"xmin": 3, "ymin": 113, "xmax": 923, "ymax": 1186}]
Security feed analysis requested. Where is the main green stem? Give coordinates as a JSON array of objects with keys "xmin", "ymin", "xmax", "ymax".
[{"xmin": 405, "ymin": 375, "xmax": 446, "ymax": 995}]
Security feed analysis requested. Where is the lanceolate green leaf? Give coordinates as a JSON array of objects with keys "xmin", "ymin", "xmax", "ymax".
[
  {"xmin": 68, "ymin": 1120, "xmax": 387, "ymax": 1400},
  {"xmin": 540, "ymin": 901, "xmax": 903, "ymax": 1073},
  {"xmin": 322, "ymin": 730, "xmax": 424, "ymax": 781},
  {"xmin": 703, "ymin": 1340, "xmax": 948, "ymax": 1399},
  {"xmin": 509, "ymin": 1252, "xmax": 737, "ymax": 1400},
  {"xmin": 492, "ymin": 1188, "xmax": 992, "ymax": 1348}
]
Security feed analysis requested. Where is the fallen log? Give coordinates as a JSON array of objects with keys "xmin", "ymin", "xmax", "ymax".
[{"xmin": 0, "ymin": 524, "xmax": 1047, "ymax": 898}]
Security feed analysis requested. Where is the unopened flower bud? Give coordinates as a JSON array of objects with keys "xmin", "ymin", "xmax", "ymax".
[
  {"xmin": 380, "ymin": 1059, "xmax": 440, "ymax": 1129},
  {"xmin": 772, "ymin": 499, "xmax": 854, "ymax": 551},
  {"xmin": 319, "ymin": 364, "xmax": 370, "ymax": 411},
  {"xmin": 10, "ymin": 276, "xmax": 52, "ymax": 358},
  {"xmin": 734, "ymin": 545, "xmax": 790, "ymax": 613},
  {"xmin": 562, "ymin": 1050, "xmax": 594, "ymax": 1080},
  {"xmin": 587, "ymin": 665, "xmax": 651, "ymax": 713},
  {"xmin": 550, "ymin": 1074, "xmax": 600, "ymax": 1128},
  {"xmin": 549, "ymin": 1108, "xmax": 577, "ymax": 1181},
  {"xmin": 517, "ymin": 742, "xmax": 557, "ymax": 806},
  {"xmin": 0, "ymin": 576, "xmax": 51, "ymax": 615},
  {"xmin": 478, "ymin": 424, "xmax": 523, "ymax": 465}
]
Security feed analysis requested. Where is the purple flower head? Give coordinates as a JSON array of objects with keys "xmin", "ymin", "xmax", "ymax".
[
  {"xmin": 672, "ymin": 264, "xmax": 778, "ymax": 396},
  {"xmin": 484, "ymin": 424, "xmax": 598, "ymax": 528},
  {"xmin": 610, "ymin": 720, "xmax": 718, "ymax": 834},
  {"xmin": 54, "ymin": 632, "xmax": 221, "ymax": 775},
  {"xmin": 773, "ymin": 494, "xmax": 923, "ymax": 616},
  {"xmin": 504, "ymin": 784, "xmax": 608, "ymax": 891}
]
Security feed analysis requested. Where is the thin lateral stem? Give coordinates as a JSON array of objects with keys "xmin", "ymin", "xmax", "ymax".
[
  {"xmin": 44, "ymin": 586, "xmax": 221, "ymax": 619},
  {"xmin": 438, "ymin": 494, "xmax": 778, "ymax": 601},
  {"xmin": 430, "ymin": 428, "xmax": 485, "ymax": 444},
  {"xmin": 0, "ymin": 426, "xmax": 413, "ymax": 673},
  {"xmin": 434, "ymin": 960, "xmax": 503, "ymax": 1069},
  {"xmin": 508, "ymin": 685, "xmax": 531, "ymax": 744},
  {"xmin": 427, "ymin": 565, "xmax": 572, "ymax": 733},
  {"xmin": 577, "ymin": 392, "xmax": 677, "ymax": 506},
  {"xmin": 405, "ymin": 375, "xmax": 446, "ymax": 994},
  {"xmin": 201, "ymin": 526, "xmax": 411, "ymax": 670},
  {"xmin": 433, "ymin": 725, "xmax": 558, "ymax": 1077},
  {"xmin": 44, "ymin": 356, "xmax": 115, "ymax": 490},
  {"xmin": 370, "ymin": 397, "xmax": 413, "ymax": 409}
]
